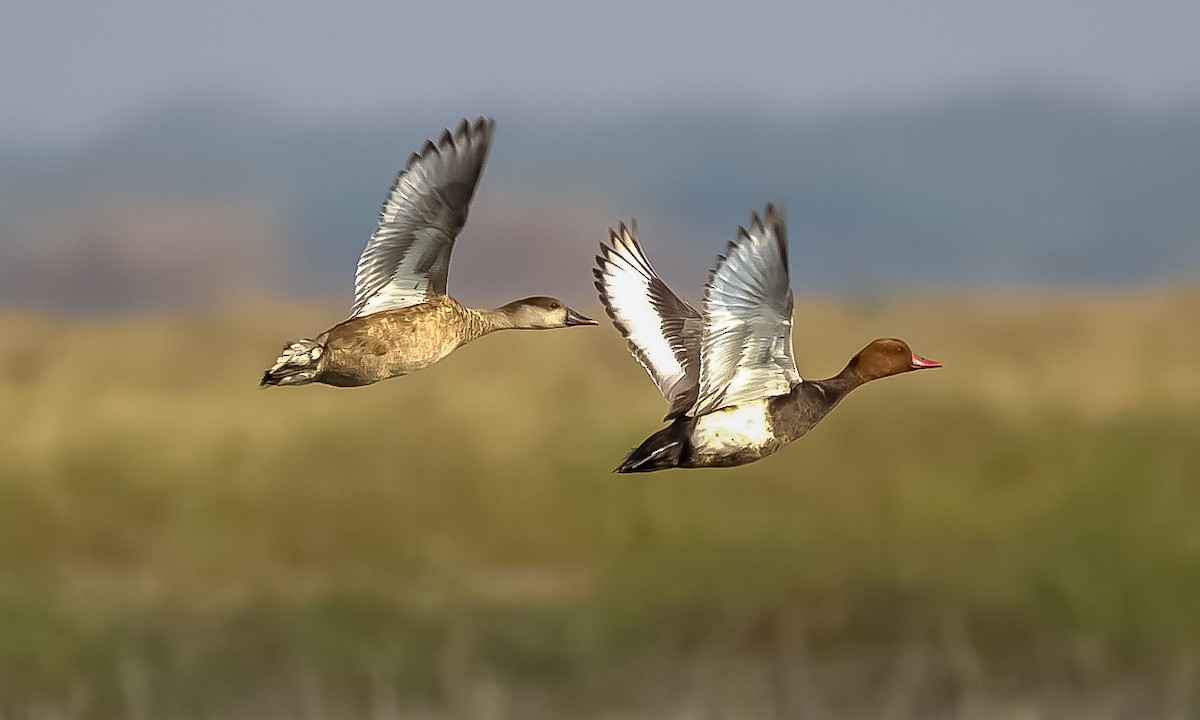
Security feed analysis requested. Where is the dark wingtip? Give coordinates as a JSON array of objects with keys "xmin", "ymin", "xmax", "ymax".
[
  {"xmin": 756, "ymin": 202, "xmax": 783, "ymax": 227},
  {"xmin": 617, "ymin": 219, "xmax": 639, "ymax": 244},
  {"xmin": 461, "ymin": 117, "xmax": 494, "ymax": 147}
]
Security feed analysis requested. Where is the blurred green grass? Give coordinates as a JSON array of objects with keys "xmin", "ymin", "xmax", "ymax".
[{"xmin": 1, "ymin": 287, "xmax": 1199, "ymax": 718}]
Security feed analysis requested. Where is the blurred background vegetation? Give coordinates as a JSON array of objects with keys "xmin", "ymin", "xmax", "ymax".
[
  {"xmin": 4, "ymin": 1, "xmax": 1200, "ymax": 717},
  {"xmin": 2, "ymin": 287, "xmax": 1198, "ymax": 718}
]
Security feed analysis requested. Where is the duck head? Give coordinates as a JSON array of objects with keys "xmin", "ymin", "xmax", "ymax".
[
  {"xmin": 498, "ymin": 296, "xmax": 598, "ymax": 329},
  {"xmin": 847, "ymin": 338, "xmax": 942, "ymax": 382}
]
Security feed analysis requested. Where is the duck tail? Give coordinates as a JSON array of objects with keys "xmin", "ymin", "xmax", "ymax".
[
  {"xmin": 616, "ymin": 420, "xmax": 690, "ymax": 473},
  {"xmin": 260, "ymin": 337, "xmax": 325, "ymax": 387}
]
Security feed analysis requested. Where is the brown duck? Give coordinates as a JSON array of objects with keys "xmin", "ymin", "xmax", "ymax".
[
  {"xmin": 262, "ymin": 118, "xmax": 596, "ymax": 388},
  {"xmin": 594, "ymin": 204, "xmax": 940, "ymax": 472}
]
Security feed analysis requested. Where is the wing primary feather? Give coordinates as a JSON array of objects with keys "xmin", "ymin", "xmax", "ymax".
[{"xmin": 595, "ymin": 222, "xmax": 702, "ymax": 416}]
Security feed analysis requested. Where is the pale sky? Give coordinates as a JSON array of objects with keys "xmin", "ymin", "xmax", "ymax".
[{"xmin": 4, "ymin": 0, "xmax": 1200, "ymax": 145}]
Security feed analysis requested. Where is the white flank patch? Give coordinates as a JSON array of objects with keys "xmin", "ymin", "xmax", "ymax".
[{"xmin": 692, "ymin": 402, "xmax": 774, "ymax": 454}]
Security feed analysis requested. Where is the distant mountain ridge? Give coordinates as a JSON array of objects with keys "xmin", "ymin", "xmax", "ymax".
[{"xmin": 1, "ymin": 90, "xmax": 1198, "ymax": 310}]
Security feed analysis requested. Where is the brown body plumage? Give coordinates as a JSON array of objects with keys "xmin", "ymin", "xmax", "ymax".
[{"xmin": 293, "ymin": 296, "xmax": 591, "ymax": 387}]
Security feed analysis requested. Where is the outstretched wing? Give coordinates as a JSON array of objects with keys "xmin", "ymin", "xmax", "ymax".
[
  {"xmin": 692, "ymin": 204, "xmax": 801, "ymax": 415},
  {"xmin": 595, "ymin": 221, "xmax": 703, "ymax": 419},
  {"xmin": 350, "ymin": 117, "xmax": 494, "ymax": 318}
]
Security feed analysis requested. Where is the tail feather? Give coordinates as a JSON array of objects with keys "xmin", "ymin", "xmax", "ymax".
[
  {"xmin": 261, "ymin": 338, "xmax": 324, "ymax": 387},
  {"xmin": 616, "ymin": 421, "xmax": 690, "ymax": 473}
]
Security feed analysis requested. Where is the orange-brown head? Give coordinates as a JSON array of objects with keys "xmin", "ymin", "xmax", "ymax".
[{"xmin": 845, "ymin": 338, "xmax": 942, "ymax": 383}]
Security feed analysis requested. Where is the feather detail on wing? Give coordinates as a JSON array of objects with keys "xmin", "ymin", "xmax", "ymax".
[
  {"xmin": 350, "ymin": 117, "xmax": 494, "ymax": 318},
  {"xmin": 692, "ymin": 204, "xmax": 801, "ymax": 416},
  {"xmin": 595, "ymin": 221, "xmax": 702, "ymax": 419}
]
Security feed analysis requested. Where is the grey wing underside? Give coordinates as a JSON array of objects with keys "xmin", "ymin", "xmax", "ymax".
[
  {"xmin": 595, "ymin": 221, "xmax": 703, "ymax": 420},
  {"xmin": 350, "ymin": 117, "xmax": 494, "ymax": 318},
  {"xmin": 692, "ymin": 204, "xmax": 801, "ymax": 416}
]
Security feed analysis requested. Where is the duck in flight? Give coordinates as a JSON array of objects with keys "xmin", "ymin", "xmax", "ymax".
[
  {"xmin": 262, "ymin": 118, "xmax": 596, "ymax": 388},
  {"xmin": 594, "ymin": 204, "xmax": 940, "ymax": 472}
]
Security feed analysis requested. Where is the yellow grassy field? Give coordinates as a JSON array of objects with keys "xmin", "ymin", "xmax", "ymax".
[{"xmin": 1, "ymin": 285, "xmax": 1198, "ymax": 718}]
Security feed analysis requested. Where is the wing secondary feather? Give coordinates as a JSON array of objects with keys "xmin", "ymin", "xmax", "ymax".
[
  {"xmin": 692, "ymin": 204, "xmax": 801, "ymax": 415},
  {"xmin": 350, "ymin": 117, "xmax": 494, "ymax": 318},
  {"xmin": 595, "ymin": 221, "xmax": 702, "ymax": 418}
]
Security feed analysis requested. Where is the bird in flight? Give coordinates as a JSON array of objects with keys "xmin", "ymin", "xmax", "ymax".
[
  {"xmin": 262, "ymin": 118, "xmax": 596, "ymax": 388},
  {"xmin": 595, "ymin": 204, "xmax": 940, "ymax": 471}
]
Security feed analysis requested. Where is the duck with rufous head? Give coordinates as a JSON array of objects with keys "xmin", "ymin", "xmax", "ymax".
[{"xmin": 594, "ymin": 204, "xmax": 940, "ymax": 471}]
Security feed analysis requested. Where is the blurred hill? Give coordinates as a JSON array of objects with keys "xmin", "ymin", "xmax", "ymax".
[
  {"xmin": 1, "ymin": 89, "xmax": 1199, "ymax": 311},
  {"xmin": 0, "ymin": 198, "xmax": 285, "ymax": 313}
]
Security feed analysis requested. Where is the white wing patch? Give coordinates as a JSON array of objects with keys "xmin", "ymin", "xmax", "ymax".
[
  {"xmin": 692, "ymin": 204, "xmax": 801, "ymax": 415},
  {"xmin": 350, "ymin": 117, "xmax": 494, "ymax": 318},
  {"xmin": 595, "ymin": 222, "xmax": 702, "ymax": 418}
]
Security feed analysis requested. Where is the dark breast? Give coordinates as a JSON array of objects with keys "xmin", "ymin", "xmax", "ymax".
[{"xmin": 766, "ymin": 381, "xmax": 846, "ymax": 444}]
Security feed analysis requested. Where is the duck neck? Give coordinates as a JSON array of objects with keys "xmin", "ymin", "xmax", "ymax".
[
  {"xmin": 815, "ymin": 362, "xmax": 870, "ymax": 400},
  {"xmin": 467, "ymin": 307, "xmax": 518, "ymax": 337}
]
